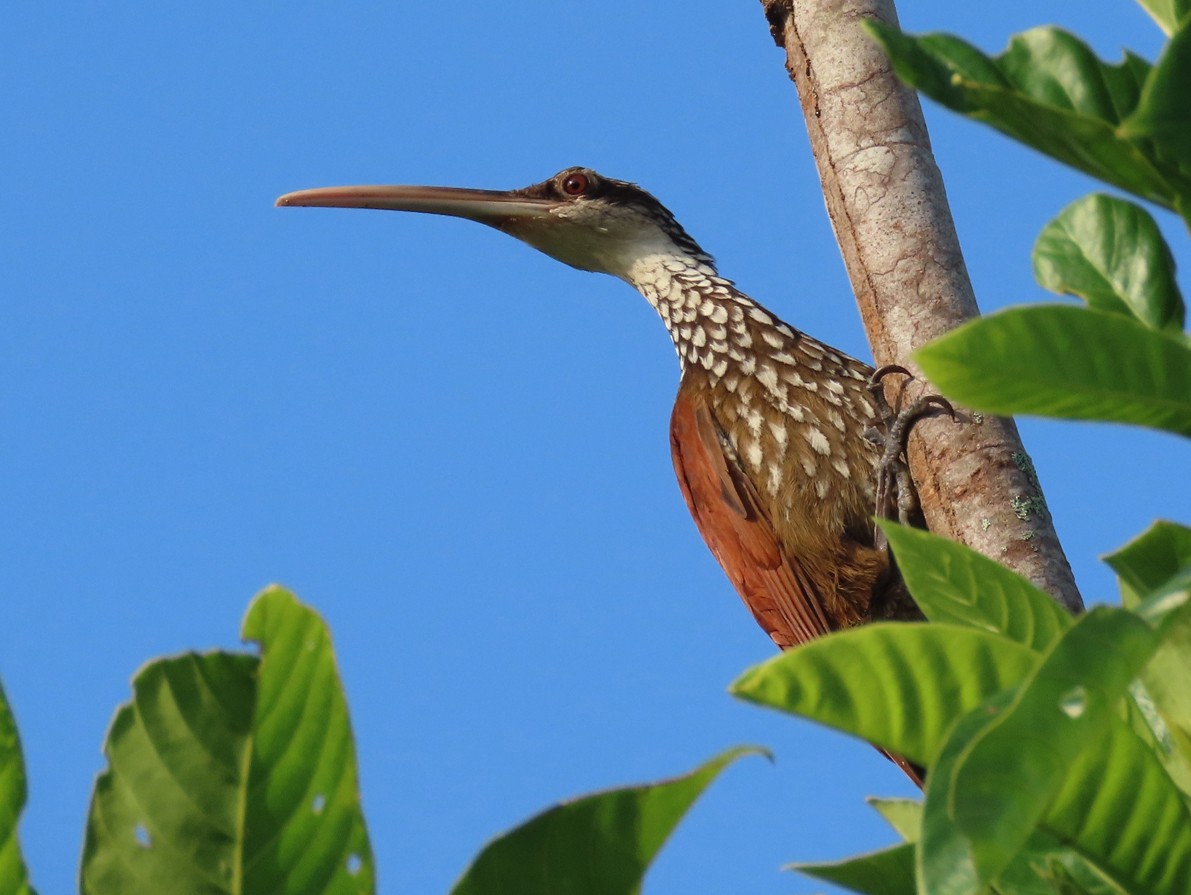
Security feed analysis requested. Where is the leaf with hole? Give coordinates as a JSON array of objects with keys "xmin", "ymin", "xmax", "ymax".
[
  {"xmin": 81, "ymin": 586, "xmax": 373, "ymax": 895},
  {"xmin": 924, "ymin": 607, "xmax": 1159, "ymax": 887}
]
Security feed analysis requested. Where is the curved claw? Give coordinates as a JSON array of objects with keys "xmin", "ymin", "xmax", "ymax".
[
  {"xmin": 869, "ymin": 364, "xmax": 915, "ymax": 415},
  {"xmin": 868, "ymin": 363, "xmax": 914, "ymax": 388}
]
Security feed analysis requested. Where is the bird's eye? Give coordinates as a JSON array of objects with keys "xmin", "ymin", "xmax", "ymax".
[{"xmin": 561, "ymin": 172, "xmax": 590, "ymax": 196}]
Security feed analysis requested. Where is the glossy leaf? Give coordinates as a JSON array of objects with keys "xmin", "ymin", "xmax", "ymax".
[
  {"xmin": 1136, "ymin": 0, "xmax": 1191, "ymax": 36},
  {"xmin": 731, "ymin": 624, "xmax": 1037, "ymax": 766},
  {"xmin": 1132, "ymin": 569, "xmax": 1191, "ymax": 796},
  {"xmin": 795, "ymin": 844, "xmax": 915, "ymax": 895},
  {"xmin": 0, "ymin": 681, "xmax": 35, "ymax": 895},
  {"xmin": 82, "ymin": 586, "xmax": 373, "ymax": 895},
  {"xmin": 923, "ymin": 690, "xmax": 1191, "ymax": 894},
  {"xmin": 240, "ymin": 587, "xmax": 374, "ymax": 895},
  {"xmin": 916, "ymin": 304, "xmax": 1191, "ymax": 437},
  {"xmin": 878, "ymin": 522, "xmax": 1071, "ymax": 651},
  {"xmin": 449, "ymin": 747, "xmax": 757, "ymax": 895},
  {"xmin": 1120, "ymin": 15, "xmax": 1191, "ymax": 217},
  {"xmin": 1033, "ymin": 194, "xmax": 1184, "ymax": 331},
  {"xmin": 1105, "ymin": 520, "xmax": 1191, "ymax": 606},
  {"xmin": 864, "ymin": 23, "xmax": 1173, "ymax": 208},
  {"xmin": 934, "ymin": 607, "xmax": 1159, "ymax": 887},
  {"xmin": 994, "ymin": 821, "xmax": 1129, "ymax": 895}
]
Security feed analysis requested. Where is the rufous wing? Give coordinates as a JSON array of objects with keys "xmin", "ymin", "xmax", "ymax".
[{"xmin": 669, "ymin": 384, "xmax": 833, "ymax": 650}]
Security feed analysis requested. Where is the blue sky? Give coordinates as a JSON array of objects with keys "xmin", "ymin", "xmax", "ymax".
[{"xmin": 1, "ymin": 3, "xmax": 1183, "ymax": 893}]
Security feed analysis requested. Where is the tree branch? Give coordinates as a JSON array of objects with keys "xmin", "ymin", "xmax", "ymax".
[{"xmin": 760, "ymin": 0, "xmax": 1083, "ymax": 613}]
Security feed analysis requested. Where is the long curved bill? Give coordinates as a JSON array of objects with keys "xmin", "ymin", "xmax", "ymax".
[{"xmin": 275, "ymin": 184, "xmax": 559, "ymax": 229}]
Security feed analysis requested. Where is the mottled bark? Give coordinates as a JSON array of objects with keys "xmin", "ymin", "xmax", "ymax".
[{"xmin": 760, "ymin": 0, "xmax": 1083, "ymax": 612}]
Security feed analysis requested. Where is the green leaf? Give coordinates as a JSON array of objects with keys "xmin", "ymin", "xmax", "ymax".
[
  {"xmin": 1105, "ymin": 520, "xmax": 1191, "ymax": 606},
  {"xmin": 922, "ymin": 692, "xmax": 1191, "ymax": 894},
  {"xmin": 1121, "ymin": 15, "xmax": 1191, "ymax": 219},
  {"xmin": 878, "ymin": 523, "xmax": 1071, "ymax": 651},
  {"xmin": 731, "ymin": 624, "xmax": 1038, "ymax": 766},
  {"xmin": 449, "ymin": 747, "xmax": 758, "ymax": 895},
  {"xmin": 1033, "ymin": 194, "xmax": 1184, "ymax": 331},
  {"xmin": 0, "ymin": 680, "xmax": 36, "ymax": 895},
  {"xmin": 1136, "ymin": 0, "xmax": 1191, "ymax": 36},
  {"xmin": 931, "ymin": 607, "xmax": 1159, "ymax": 887},
  {"xmin": 82, "ymin": 586, "xmax": 373, "ymax": 895},
  {"xmin": 1000, "ymin": 828, "xmax": 1130, "ymax": 895},
  {"xmin": 240, "ymin": 587, "xmax": 374, "ymax": 895},
  {"xmin": 868, "ymin": 798, "xmax": 922, "ymax": 843},
  {"xmin": 795, "ymin": 843, "xmax": 916, "ymax": 895},
  {"xmin": 916, "ymin": 304, "xmax": 1191, "ymax": 437},
  {"xmin": 864, "ymin": 23, "xmax": 1174, "ymax": 208},
  {"xmin": 1132, "ymin": 570, "xmax": 1191, "ymax": 796}
]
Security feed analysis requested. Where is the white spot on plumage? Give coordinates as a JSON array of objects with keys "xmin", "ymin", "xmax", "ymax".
[
  {"xmin": 772, "ymin": 351, "xmax": 796, "ymax": 365},
  {"xmin": 815, "ymin": 478, "xmax": 830, "ymax": 499},
  {"xmin": 746, "ymin": 409, "xmax": 764, "ymax": 437},
  {"xmin": 712, "ymin": 358, "xmax": 728, "ymax": 379},
  {"xmin": 740, "ymin": 356, "xmax": 756, "ymax": 376},
  {"xmin": 828, "ymin": 409, "xmax": 846, "ymax": 432},
  {"xmin": 832, "ymin": 457, "xmax": 851, "ymax": 478},
  {"xmin": 825, "ymin": 379, "xmax": 845, "ymax": 394},
  {"xmin": 692, "ymin": 326, "xmax": 707, "ymax": 347},
  {"xmin": 756, "ymin": 365, "xmax": 780, "ymax": 392},
  {"xmin": 805, "ymin": 427, "xmax": 831, "ymax": 456},
  {"xmin": 768, "ymin": 420, "xmax": 788, "ymax": 444},
  {"xmin": 776, "ymin": 322, "xmax": 796, "ymax": 339},
  {"xmin": 767, "ymin": 464, "xmax": 783, "ymax": 495},
  {"xmin": 745, "ymin": 439, "xmax": 763, "ymax": 468},
  {"xmin": 748, "ymin": 306, "xmax": 773, "ymax": 325},
  {"xmin": 801, "ymin": 456, "xmax": 817, "ymax": 477},
  {"xmin": 710, "ymin": 305, "xmax": 728, "ymax": 325}
]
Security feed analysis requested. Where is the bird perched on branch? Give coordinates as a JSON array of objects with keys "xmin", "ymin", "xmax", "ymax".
[{"xmin": 278, "ymin": 167, "xmax": 928, "ymax": 783}]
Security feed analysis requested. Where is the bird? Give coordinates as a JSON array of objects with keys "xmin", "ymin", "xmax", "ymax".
[{"xmin": 277, "ymin": 167, "xmax": 925, "ymax": 783}]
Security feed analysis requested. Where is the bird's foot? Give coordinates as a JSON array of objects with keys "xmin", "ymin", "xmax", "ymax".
[{"xmin": 864, "ymin": 366, "xmax": 955, "ymax": 546}]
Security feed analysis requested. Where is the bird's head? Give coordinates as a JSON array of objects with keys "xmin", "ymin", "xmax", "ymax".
[{"xmin": 276, "ymin": 167, "xmax": 715, "ymax": 281}]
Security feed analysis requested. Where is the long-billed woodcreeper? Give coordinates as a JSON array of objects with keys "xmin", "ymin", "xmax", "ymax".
[{"xmin": 277, "ymin": 167, "xmax": 925, "ymax": 783}]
